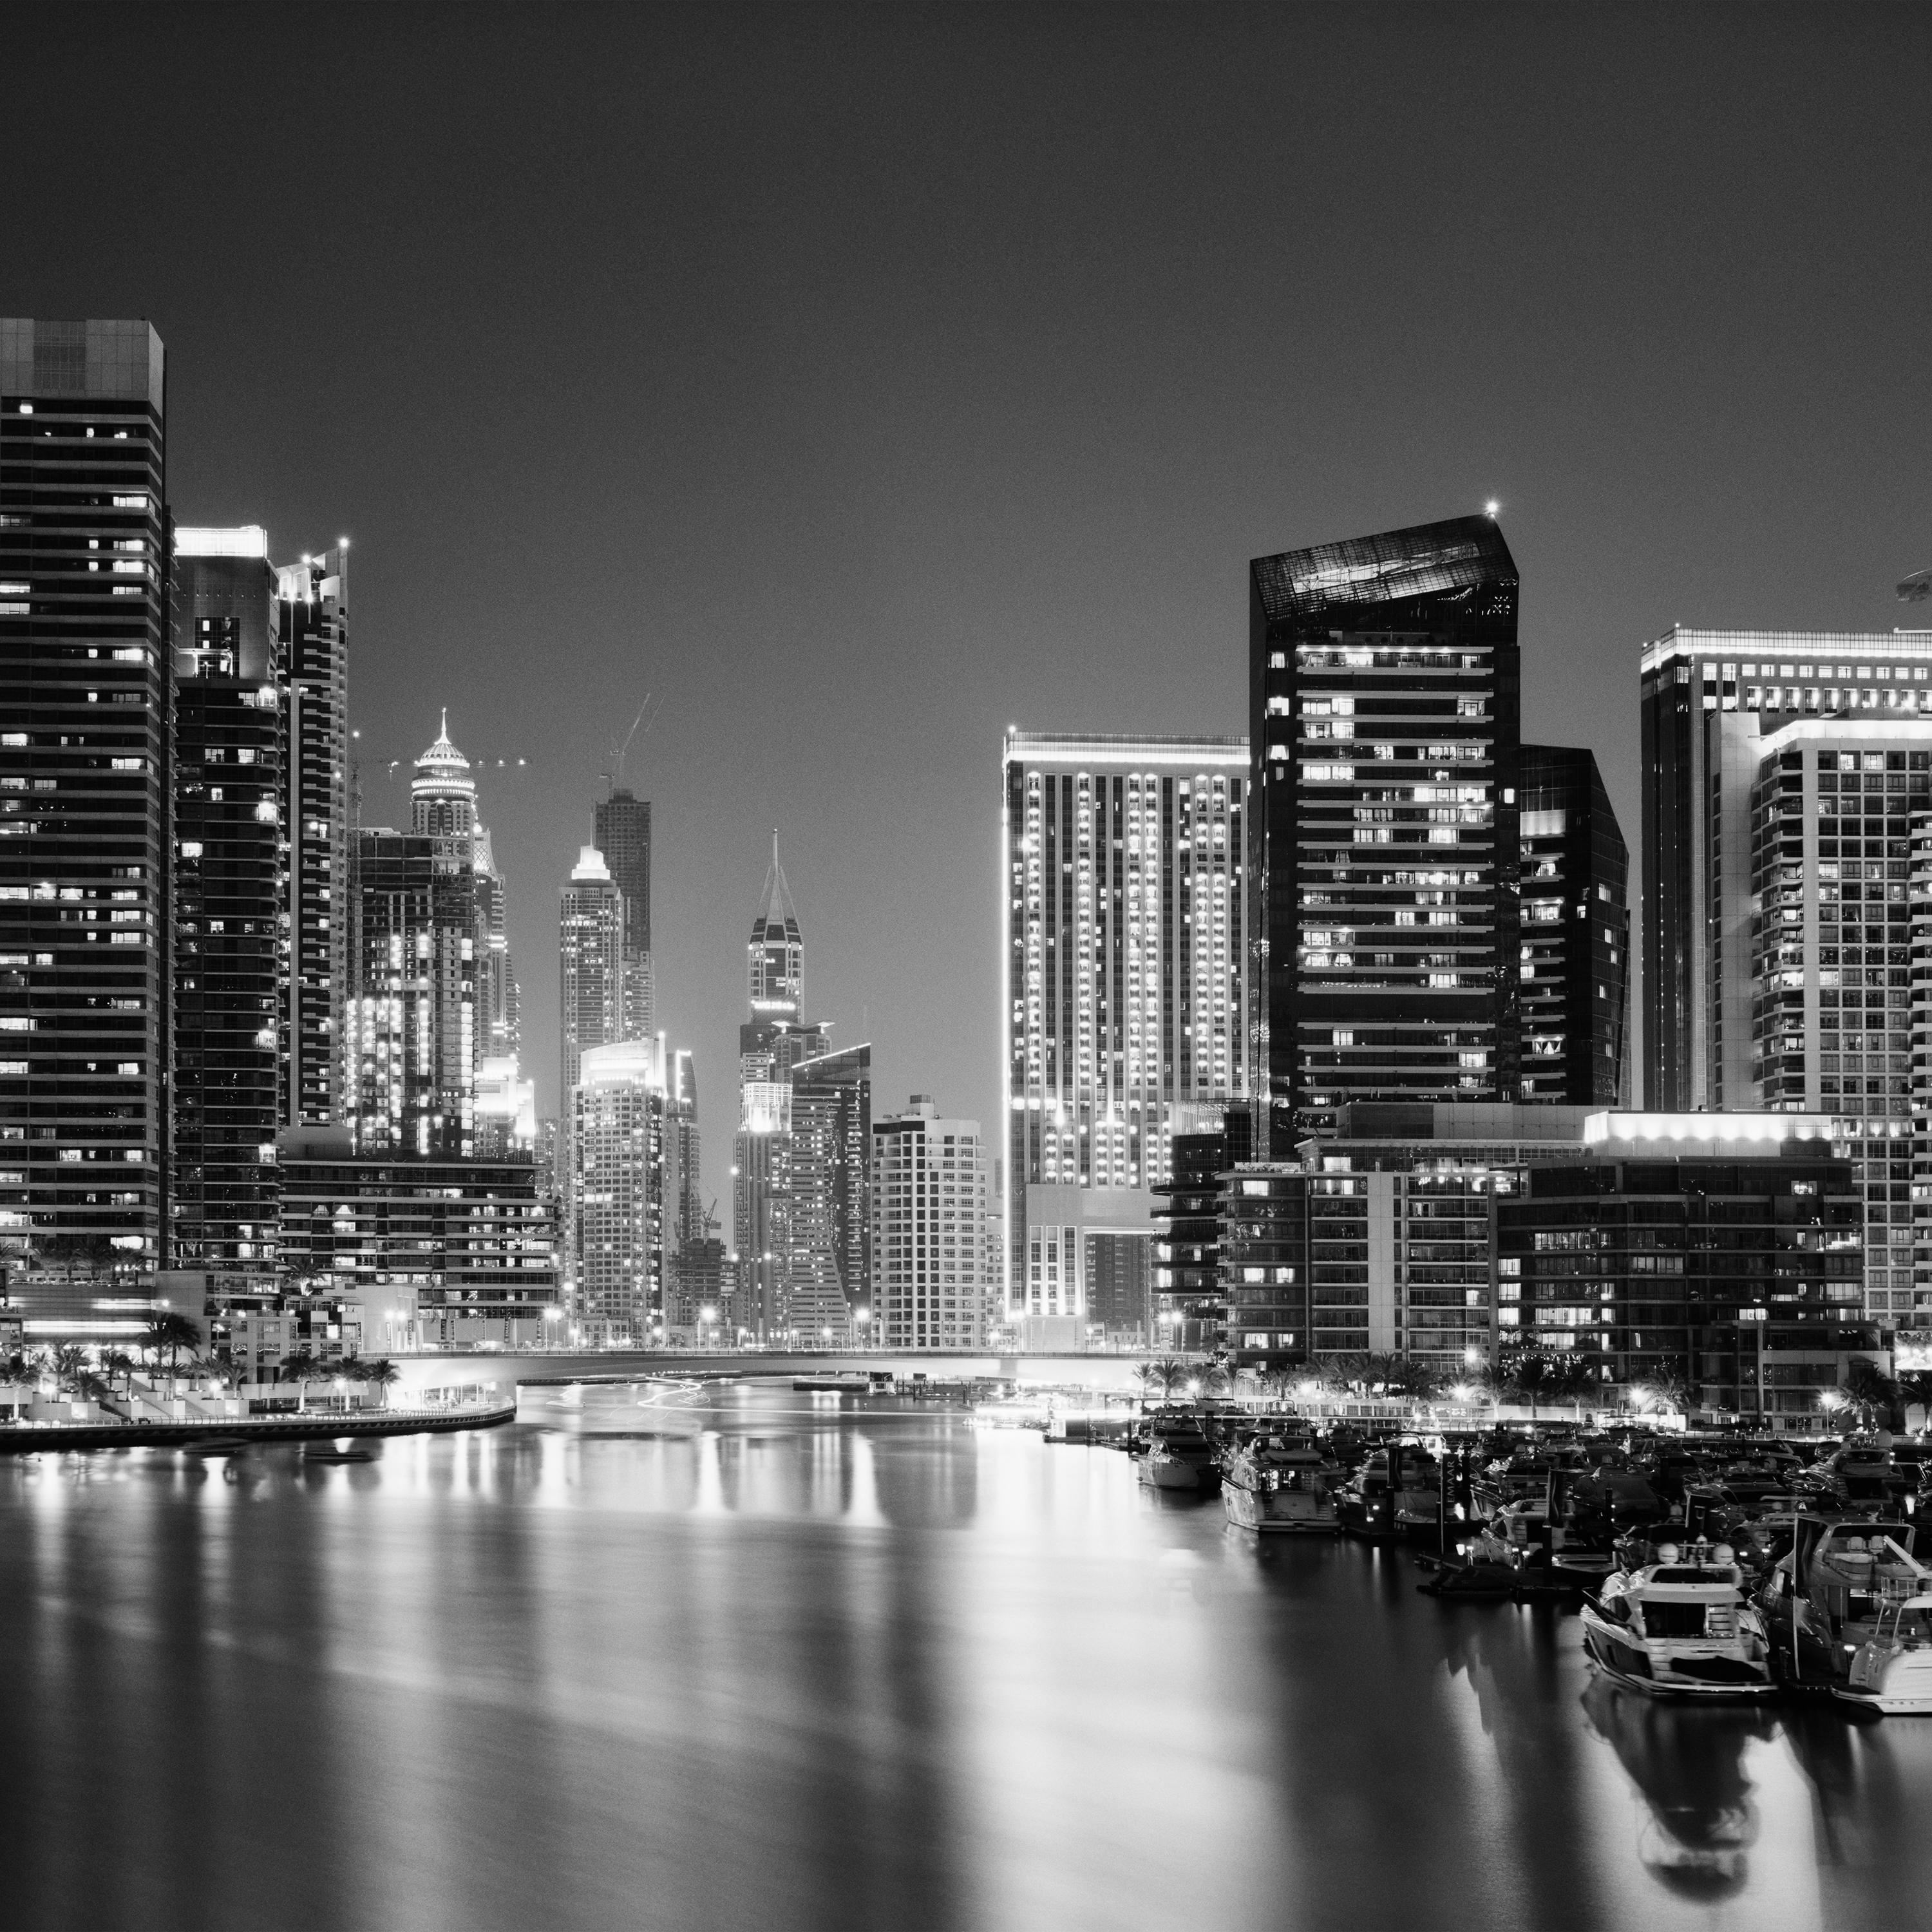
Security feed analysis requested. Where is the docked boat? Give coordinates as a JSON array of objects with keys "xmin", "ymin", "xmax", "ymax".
[
  {"xmin": 1760, "ymin": 1515, "xmax": 1930, "ymax": 1690},
  {"xmin": 1136, "ymin": 1416, "xmax": 1220, "ymax": 1494},
  {"xmin": 1839, "ymin": 1591, "xmax": 1932, "ymax": 1714},
  {"xmin": 1796, "ymin": 1437, "xmax": 1915, "ymax": 1512},
  {"xmin": 1340, "ymin": 1441, "xmax": 1439, "ymax": 1541},
  {"xmin": 1221, "ymin": 1432, "xmax": 1339, "ymax": 1534},
  {"xmin": 1580, "ymin": 1540, "xmax": 1776, "ymax": 1698}
]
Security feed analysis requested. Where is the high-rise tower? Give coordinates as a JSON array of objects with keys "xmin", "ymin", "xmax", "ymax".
[
  {"xmin": 0, "ymin": 319, "xmax": 171, "ymax": 1272},
  {"xmin": 276, "ymin": 545, "xmax": 348, "ymax": 1128},
  {"xmin": 749, "ymin": 833, "xmax": 802, "ymax": 1019},
  {"xmin": 1001, "ymin": 732, "xmax": 1248, "ymax": 1341},
  {"xmin": 171, "ymin": 526, "xmax": 283, "ymax": 1269},
  {"xmin": 1641, "ymin": 626, "xmax": 1932, "ymax": 1321},
  {"xmin": 1247, "ymin": 515, "xmax": 1522, "ymax": 1155},
  {"xmin": 558, "ymin": 845, "xmax": 627, "ymax": 1113}
]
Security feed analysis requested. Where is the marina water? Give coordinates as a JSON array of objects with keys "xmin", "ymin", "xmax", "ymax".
[{"xmin": 2, "ymin": 1381, "xmax": 1927, "ymax": 1932}]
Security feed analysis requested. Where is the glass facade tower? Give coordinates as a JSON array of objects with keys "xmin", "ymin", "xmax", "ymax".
[
  {"xmin": 0, "ymin": 319, "xmax": 170, "ymax": 1270},
  {"xmin": 1247, "ymin": 515, "xmax": 1521, "ymax": 1155}
]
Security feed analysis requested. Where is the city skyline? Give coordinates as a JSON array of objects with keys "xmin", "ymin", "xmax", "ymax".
[{"xmin": 15, "ymin": 12, "xmax": 1932, "ymax": 1157}]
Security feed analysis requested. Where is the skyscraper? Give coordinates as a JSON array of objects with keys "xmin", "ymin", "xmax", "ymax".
[
  {"xmin": 170, "ymin": 526, "xmax": 283, "ymax": 1270},
  {"xmin": 1640, "ymin": 627, "xmax": 1932, "ymax": 1318},
  {"xmin": 1247, "ymin": 515, "xmax": 1522, "ymax": 1155},
  {"xmin": 558, "ymin": 845, "xmax": 627, "ymax": 1115},
  {"xmin": 1001, "ymin": 732, "xmax": 1248, "ymax": 1343},
  {"xmin": 790, "ymin": 1043, "xmax": 872, "ymax": 1338},
  {"xmin": 276, "ymin": 545, "xmax": 348, "ymax": 1128},
  {"xmin": 1518, "ymin": 743, "xmax": 1630, "ymax": 1106},
  {"xmin": 595, "ymin": 785, "xmax": 652, "ymax": 1041},
  {"xmin": 871, "ymin": 1097, "xmax": 985, "ymax": 1350},
  {"xmin": 0, "ymin": 319, "xmax": 171, "ymax": 1273},
  {"xmin": 732, "ymin": 840, "xmax": 829, "ymax": 1338},
  {"xmin": 571, "ymin": 1036, "xmax": 667, "ymax": 1345}
]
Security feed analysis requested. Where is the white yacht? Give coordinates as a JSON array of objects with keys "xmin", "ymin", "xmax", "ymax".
[
  {"xmin": 1221, "ymin": 1433, "xmax": 1340, "ymax": 1535},
  {"xmin": 1580, "ymin": 1540, "xmax": 1776, "ymax": 1699}
]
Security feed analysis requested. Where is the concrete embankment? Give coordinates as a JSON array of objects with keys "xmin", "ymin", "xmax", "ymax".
[{"xmin": 0, "ymin": 1401, "xmax": 516, "ymax": 1454}]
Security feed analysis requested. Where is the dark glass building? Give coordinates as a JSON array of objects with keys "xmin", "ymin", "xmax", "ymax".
[
  {"xmin": 1150, "ymin": 1103, "xmax": 1252, "ymax": 1350},
  {"xmin": 594, "ymin": 786, "xmax": 650, "ymax": 955},
  {"xmin": 1518, "ymin": 743, "xmax": 1631, "ymax": 1105},
  {"xmin": 276, "ymin": 548, "xmax": 348, "ymax": 1128},
  {"xmin": 0, "ymin": 319, "xmax": 171, "ymax": 1274},
  {"xmin": 1497, "ymin": 1142, "xmax": 1863, "ymax": 1395},
  {"xmin": 171, "ymin": 528, "xmax": 283, "ymax": 1268},
  {"xmin": 1248, "ymin": 515, "xmax": 1520, "ymax": 1156}
]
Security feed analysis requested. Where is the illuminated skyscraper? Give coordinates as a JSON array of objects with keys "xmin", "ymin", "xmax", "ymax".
[
  {"xmin": 595, "ymin": 785, "xmax": 652, "ymax": 1043},
  {"xmin": 0, "ymin": 318, "xmax": 171, "ymax": 1273},
  {"xmin": 346, "ymin": 720, "xmax": 484, "ymax": 1155},
  {"xmin": 790, "ymin": 1043, "xmax": 872, "ymax": 1338},
  {"xmin": 1642, "ymin": 626, "xmax": 1932, "ymax": 1321},
  {"xmin": 871, "ymin": 1098, "xmax": 985, "ymax": 1349},
  {"xmin": 558, "ymin": 845, "xmax": 627, "ymax": 1113},
  {"xmin": 571, "ymin": 1037, "xmax": 667, "ymax": 1345},
  {"xmin": 170, "ymin": 526, "xmax": 283, "ymax": 1270},
  {"xmin": 1001, "ymin": 732, "xmax": 1248, "ymax": 1344},
  {"xmin": 275, "ymin": 545, "xmax": 348, "ymax": 1127},
  {"xmin": 1247, "ymin": 515, "xmax": 1521, "ymax": 1153}
]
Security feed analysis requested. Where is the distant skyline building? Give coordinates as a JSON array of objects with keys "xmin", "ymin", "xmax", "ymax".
[
  {"xmin": 1518, "ymin": 743, "xmax": 1630, "ymax": 1106},
  {"xmin": 1640, "ymin": 627, "xmax": 1932, "ymax": 1319},
  {"xmin": 570, "ymin": 1036, "xmax": 667, "ymax": 1345},
  {"xmin": 1001, "ymin": 731, "xmax": 1248, "ymax": 1344},
  {"xmin": 789, "ymin": 1042, "xmax": 872, "ymax": 1338},
  {"xmin": 871, "ymin": 1096, "xmax": 985, "ymax": 1350},
  {"xmin": 170, "ymin": 526, "xmax": 283, "ymax": 1271},
  {"xmin": 595, "ymin": 785, "xmax": 653, "ymax": 1043},
  {"xmin": 0, "ymin": 318, "xmax": 171, "ymax": 1271},
  {"xmin": 1247, "ymin": 514, "xmax": 1522, "ymax": 1159},
  {"xmin": 558, "ymin": 844, "xmax": 627, "ymax": 1115}
]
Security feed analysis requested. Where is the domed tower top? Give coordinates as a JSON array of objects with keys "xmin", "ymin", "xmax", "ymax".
[{"xmin": 411, "ymin": 708, "xmax": 477, "ymax": 845}]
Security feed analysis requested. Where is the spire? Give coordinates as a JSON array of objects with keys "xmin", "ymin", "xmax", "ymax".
[{"xmin": 753, "ymin": 830, "xmax": 800, "ymax": 942}]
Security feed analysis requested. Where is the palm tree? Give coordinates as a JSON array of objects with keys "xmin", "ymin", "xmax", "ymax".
[
  {"xmin": 1897, "ymin": 1368, "xmax": 1932, "ymax": 1426},
  {"xmin": 1152, "ymin": 1356, "xmax": 1189, "ymax": 1400},
  {"xmin": 1131, "ymin": 1361, "xmax": 1160, "ymax": 1404},
  {"xmin": 1841, "ymin": 1356, "xmax": 1900, "ymax": 1431},
  {"xmin": 1544, "ymin": 1352, "xmax": 1597, "ymax": 1420},
  {"xmin": 1188, "ymin": 1358, "xmax": 1227, "ymax": 1408},
  {"xmin": 1392, "ymin": 1358, "xmax": 1441, "ymax": 1403},
  {"xmin": 1361, "ymin": 1352, "xmax": 1405, "ymax": 1398},
  {"xmin": 359, "ymin": 1359, "xmax": 400, "ymax": 1403},
  {"xmin": 1634, "ymin": 1369, "xmax": 1693, "ymax": 1421},
  {"xmin": 1323, "ymin": 1353, "xmax": 1370, "ymax": 1398},
  {"xmin": 52, "ymin": 1343, "xmax": 91, "ymax": 1396},
  {"xmin": 278, "ymin": 1349, "xmax": 321, "ymax": 1384},
  {"xmin": 142, "ymin": 1312, "xmax": 201, "ymax": 1388},
  {"xmin": 100, "ymin": 1349, "xmax": 136, "ymax": 1396}
]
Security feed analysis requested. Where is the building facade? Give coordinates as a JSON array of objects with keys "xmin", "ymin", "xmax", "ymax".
[
  {"xmin": 595, "ymin": 785, "xmax": 653, "ymax": 1043},
  {"xmin": 1001, "ymin": 732, "xmax": 1248, "ymax": 1343},
  {"xmin": 871, "ymin": 1097, "xmax": 985, "ymax": 1349},
  {"xmin": 788, "ymin": 1043, "xmax": 871, "ymax": 1339},
  {"xmin": 1640, "ymin": 626, "xmax": 1932, "ymax": 1320},
  {"xmin": 1149, "ymin": 1103, "xmax": 1253, "ymax": 1350},
  {"xmin": 1518, "ymin": 743, "xmax": 1630, "ymax": 1105},
  {"xmin": 276, "ymin": 547, "xmax": 348, "ymax": 1128},
  {"xmin": 569, "ymin": 1038, "xmax": 667, "ymax": 1345},
  {"xmin": 1248, "ymin": 515, "xmax": 1521, "ymax": 1155},
  {"xmin": 169, "ymin": 527, "xmax": 283, "ymax": 1271},
  {"xmin": 0, "ymin": 318, "xmax": 171, "ymax": 1271},
  {"xmin": 558, "ymin": 845, "xmax": 627, "ymax": 1115},
  {"xmin": 275, "ymin": 1125, "xmax": 559, "ymax": 1349}
]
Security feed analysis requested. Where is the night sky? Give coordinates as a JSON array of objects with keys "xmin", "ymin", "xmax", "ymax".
[{"xmin": 10, "ymin": 6, "xmax": 1932, "ymax": 1150}]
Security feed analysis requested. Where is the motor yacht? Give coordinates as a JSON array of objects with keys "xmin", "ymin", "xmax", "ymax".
[
  {"xmin": 1839, "ymin": 1592, "xmax": 1932, "ymax": 1714},
  {"xmin": 1135, "ymin": 1416, "xmax": 1221, "ymax": 1494},
  {"xmin": 1580, "ymin": 1540, "xmax": 1776, "ymax": 1698},
  {"xmin": 1760, "ymin": 1516, "xmax": 1930, "ymax": 1689},
  {"xmin": 1220, "ymin": 1432, "xmax": 1340, "ymax": 1534}
]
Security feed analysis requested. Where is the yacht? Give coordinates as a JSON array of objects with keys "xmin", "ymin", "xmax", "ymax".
[
  {"xmin": 1580, "ymin": 1540, "xmax": 1776, "ymax": 1698},
  {"xmin": 1220, "ymin": 1432, "xmax": 1340, "ymax": 1534},
  {"xmin": 1840, "ymin": 1591, "xmax": 1932, "ymax": 1714},
  {"xmin": 1340, "ymin": 1441, "xmax": 1440, "ymax": 1540},
  {"xmin": 1761, "ymin": 1516, "xmax": 1929, "ymax": 1690},
  {"xmin": 1135, "ymin": 1416, "xmax": 1221, "ymax": 1494}
]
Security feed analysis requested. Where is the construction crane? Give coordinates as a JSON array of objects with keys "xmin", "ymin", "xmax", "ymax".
[{"xmin": 602, "ymin": 694, "xmax": 660, "ymax": 795}]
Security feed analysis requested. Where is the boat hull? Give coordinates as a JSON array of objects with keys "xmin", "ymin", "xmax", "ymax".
[
  {"xmin": 1580, "ymin": 1609, "xmax": 1776, "ymax": 1700},
  {"xmin": 1223, "ymin": 1483, "xmax": 1338, "ymax": 1535},
  {"xmin": 1139, "ymin": 1457, "xmax": 1210, "ymax": 1493}
]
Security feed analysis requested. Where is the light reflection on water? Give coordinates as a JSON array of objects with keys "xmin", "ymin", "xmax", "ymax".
[{"xmin": 2, "ymin": 1383, "xmax": 1929, "ymax": 1932}]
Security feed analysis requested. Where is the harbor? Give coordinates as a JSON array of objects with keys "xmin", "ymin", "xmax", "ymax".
[{"xmin": 3, "ymin": 1380, "xmax": 1924, "ymax": 1931}]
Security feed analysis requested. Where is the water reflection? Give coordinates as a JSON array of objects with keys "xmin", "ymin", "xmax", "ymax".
[{"xmin": 0, "ymin": 1392, "xmax": 1928, "ymax": 1931}]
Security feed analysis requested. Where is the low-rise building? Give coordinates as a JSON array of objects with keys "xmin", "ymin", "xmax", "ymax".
[{"xmin": 274, "ymin": 1126, "xmax": 559, "ymax": 1349}]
